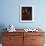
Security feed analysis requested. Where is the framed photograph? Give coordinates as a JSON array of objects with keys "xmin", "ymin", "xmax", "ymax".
[{"xmin": 20, "ymin": 5, "xmax": 34, "ymax": 22}]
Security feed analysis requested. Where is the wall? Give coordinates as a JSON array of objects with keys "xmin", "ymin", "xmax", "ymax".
[
  {"xmin": 0, "ymin": 0, "xmax": 46, "ymax": 29},
  {"xmin": 0, "ymin": 0, "xmax": 46, "ymax": 43},
  {"xmin": 0, "ymin": 0, "xmax": 46, "ymax": 28}
]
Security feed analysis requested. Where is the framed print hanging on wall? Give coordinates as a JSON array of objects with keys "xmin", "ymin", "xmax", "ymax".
[{"xmin": 20, "ymin": 5, "xmax": 34, "ymax": 22}]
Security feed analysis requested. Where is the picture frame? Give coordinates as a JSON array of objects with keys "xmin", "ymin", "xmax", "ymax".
[{"xmin": 20, "ymin": 5, "xmax": 34, "ymax": 22}]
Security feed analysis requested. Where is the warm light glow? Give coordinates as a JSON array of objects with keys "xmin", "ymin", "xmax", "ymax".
[{"xmin": 44, "ymin": 44, "xmax": 46, "ymax": 46}]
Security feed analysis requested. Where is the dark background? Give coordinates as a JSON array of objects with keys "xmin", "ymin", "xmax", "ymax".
[{"xmin": 22, "ymin": 7, "xmax": 32, "ymax": 20}]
